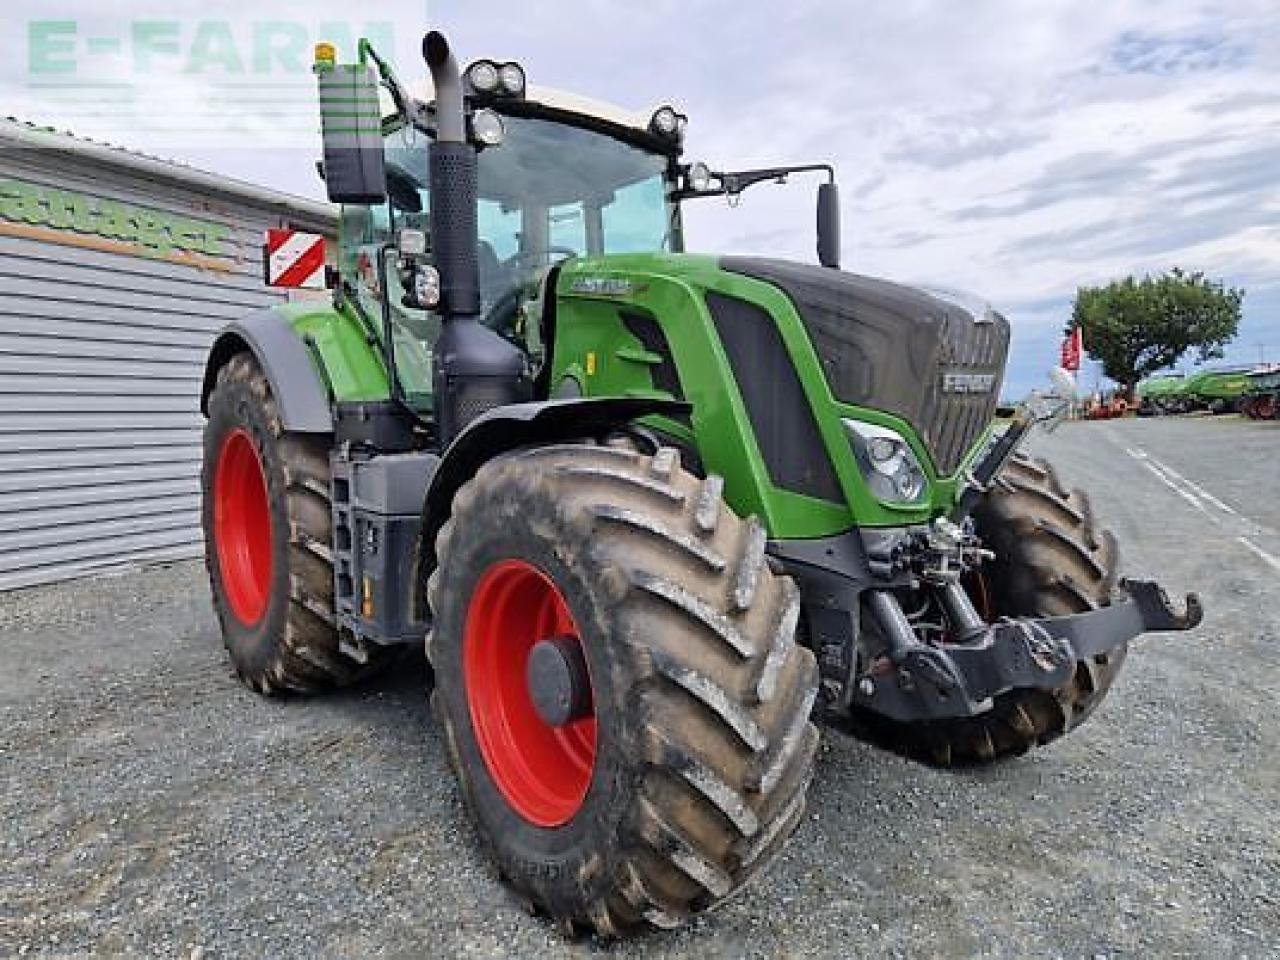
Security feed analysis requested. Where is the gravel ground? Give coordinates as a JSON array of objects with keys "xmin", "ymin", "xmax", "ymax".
[{"xmin": 1, "ymin": 415, "xmax": 1276, "ymax": 959}]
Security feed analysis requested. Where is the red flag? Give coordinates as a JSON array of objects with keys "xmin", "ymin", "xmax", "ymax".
[{"xmin": 1060, "ymin": 327, "xmax": 1083, "ymax": 372}]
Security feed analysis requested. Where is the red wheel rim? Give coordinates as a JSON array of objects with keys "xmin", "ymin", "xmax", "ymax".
[
  {"xmin": 212, "ymin": 428, "xmax": 273, "ymax": 626},
  {"xmin": 463, "ymin": 559, "xmax": 597, "ymax": 827}
]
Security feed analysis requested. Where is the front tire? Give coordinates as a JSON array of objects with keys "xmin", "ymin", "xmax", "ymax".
[
  {"xmin": 427, "ymin": 444, "xmax": 819, "ymax": 936},
  {"xmin": 851, "ymin": 453, "xmax": 1127, "ymax": 766},
  {"xmin": 201, "ymin": 351, "xmax": 396, "ymax": 693}
]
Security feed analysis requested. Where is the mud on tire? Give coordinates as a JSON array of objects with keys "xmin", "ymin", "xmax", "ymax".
[
  {"xmin": 853, "ymin": 452, "xmax": 1126, "ymax": 766},
  {"xmin": 426, "ymin": 444, "xmax": 820, "ymax": 936},
  {"xmin": 201, "ymin": 351, "xmax": 396, "ymax": 693}
]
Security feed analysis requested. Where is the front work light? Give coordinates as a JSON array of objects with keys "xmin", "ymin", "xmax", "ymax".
[
  {"xmin": 843, "ymin": 419, "xmax": 929, "ymax": 506},
  {"xmin": 470, "ymin": 108, "xmax": 505, "ymax": 146},
  {"xmin": 649, "ymin": 105, "xmax": 686, "ymax": 141},
  {"xmin": 465, "ymin": 59, "xmax": 526, "ymax": 98},
  {"xmin": 466, "ymin": 59, "xmax": 500, "ymax": 94},
  {"xmin": 687, "ymin": 161, "xmax": 713, "ymax": 192},
  {"xmin": 498, "ymin": 62, "xmax": 525, "ymax": 95}
]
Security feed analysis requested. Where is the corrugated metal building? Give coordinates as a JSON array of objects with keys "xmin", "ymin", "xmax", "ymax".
[{"xmin": 0, "ymin": 119, "xmax": 336, "ymax": 591}]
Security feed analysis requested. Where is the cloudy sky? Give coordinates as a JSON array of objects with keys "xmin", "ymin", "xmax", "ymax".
[{"xmin": 5, "ymin": 1, "xmax": 1278, "ymax": 397}]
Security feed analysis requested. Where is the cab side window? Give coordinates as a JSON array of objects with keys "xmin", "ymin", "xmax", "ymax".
[{"xmin": 549, "ymin": 202, "xmax": 586, "ymax": 255}]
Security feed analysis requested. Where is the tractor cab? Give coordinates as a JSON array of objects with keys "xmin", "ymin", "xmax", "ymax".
[
  {"xmin": 356, "ymin": 85, "xmax": 681, "ymax": 371},
  {"xmin": 318, "ymin": 41, "xmax": 840, "ymax": 430}
]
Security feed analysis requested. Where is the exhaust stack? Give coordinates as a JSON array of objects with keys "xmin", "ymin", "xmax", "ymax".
[
  {"xmin": 423, "ymin": 30, "xmax": 480, "ymax": 318},
  {"xmin": 422, "ymin": 30, "xmax": 526, "ymax": 445}
]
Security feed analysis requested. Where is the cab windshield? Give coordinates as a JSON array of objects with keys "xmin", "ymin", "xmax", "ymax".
[
  {"xmin": 340, "ymin": 113, "xmax": 675, "ymax": 409},
  {"xmin": 384, "ymin": 113, "xmax": 674, "ymax": 308}
]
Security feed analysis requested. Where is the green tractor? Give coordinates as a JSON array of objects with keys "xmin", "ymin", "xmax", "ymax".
[
  {"xmin": 1135, "ymin": 372, "xmax": 1185, "ymax": 416},
  {"xmin": 1242, "ymin": 365, "xmax": 1280, "ymax": 420},
  {"xmin": 1181, "ymin": 366, "xmax": 1254, "ymax": 414},
  {"xmin": 199, "ymin": 31, "xmax": 1201, "ymax": 936}
]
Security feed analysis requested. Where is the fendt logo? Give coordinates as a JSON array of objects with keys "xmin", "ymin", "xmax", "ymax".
[{"xmin": 941, "ymin": 372, "xmax": 997, "ymax": 394}]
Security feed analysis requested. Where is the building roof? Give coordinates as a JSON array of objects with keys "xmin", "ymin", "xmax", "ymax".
[{"xmin": 0, "ymin": 117, "xmax": 335, "ymax": 226}]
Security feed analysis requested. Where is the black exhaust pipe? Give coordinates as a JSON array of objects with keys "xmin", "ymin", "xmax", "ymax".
[
  {"xmin": 422, "ymin": 30, "xmax": 526, "ymax": 445},
  {"xmin": 423, "ymin": 30, "xmax": 479, "ymax": 317}
]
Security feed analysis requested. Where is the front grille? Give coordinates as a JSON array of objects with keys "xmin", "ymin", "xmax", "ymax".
[
  {"xmin": 720, "ymin": 258, "xmax": 1009, "ymax": 476},
  {"xmin": 920, "ymin": 314, "xmax": 1008, "ymax": 475}
]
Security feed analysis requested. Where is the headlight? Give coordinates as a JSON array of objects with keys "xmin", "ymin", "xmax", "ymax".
[
  {"xmin": 470, "ymin": 108, "xmax": 505, "ymax": 147},
  {"xmin": 498, "ymin": 62, "xmax": 525, "ymax": 95},
  {"xmin": 414, "ymin": 265, "xmax": 441, "ymax": 309},
  {"xmin": 843, "ymin": 419, "xmax": 929, "ymax": 505},
  {"xmin": 466, "ymin": 60, "xmax": 499, "ymax": 94}
]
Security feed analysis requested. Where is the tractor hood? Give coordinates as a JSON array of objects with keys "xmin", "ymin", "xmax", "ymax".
[{"xmin": 719, "ymin": 258, "xmax": 1010, "ymax": 476}]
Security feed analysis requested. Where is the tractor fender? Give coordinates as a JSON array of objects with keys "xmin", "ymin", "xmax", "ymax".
[
  {"xmin": 200, "ymin": 308, "xmax": 333, "ymax": 433},
  {"xmin": 412, "ymin": 396, "xmax": 691, "ymax": 619}
]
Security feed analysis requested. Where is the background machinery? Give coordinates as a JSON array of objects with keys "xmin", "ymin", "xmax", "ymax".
[
  {"xmin": 1136, "ymin": 373, "xmax": 1185, "ymax": 416},
  {"xmin": 1242, "ymin": 365, "xmax": 1280, "ymax": 420},
  {"xmin": 1180, "ymin": 366, "xmax": 1254, "ymax": 414},
  {"xmin": 199, "ymin": 31, "xmax": 1201, "ymax": 936}
]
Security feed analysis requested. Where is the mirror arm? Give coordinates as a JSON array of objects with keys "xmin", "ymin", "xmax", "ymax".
[
  {"xmin": 674, "ymin": 162, "xmax": 835, "ymax": 201},
  {"xmin": 359, "ymin": 40, "xmax": 406, "ymax": 114},
  {"xmin": 359, "ymin": 38, "xmax": 434, "ymax": 132}
]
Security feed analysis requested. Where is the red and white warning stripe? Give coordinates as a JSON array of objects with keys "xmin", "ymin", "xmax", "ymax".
[{"xmin": 265, "ymin": 229, "xmax": 326, "ymax": 289}]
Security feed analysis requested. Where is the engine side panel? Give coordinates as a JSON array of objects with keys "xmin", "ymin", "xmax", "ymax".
[{"xmin": 548, "ymin": 253, "xmax": 975, "ymax": 536}]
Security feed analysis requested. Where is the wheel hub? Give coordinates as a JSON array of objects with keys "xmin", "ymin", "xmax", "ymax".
[{"xmin": 527, "ymin": 635, "xmax": 593, "ymax": 727}]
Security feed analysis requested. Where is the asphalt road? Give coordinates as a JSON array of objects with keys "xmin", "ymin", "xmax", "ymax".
[{"xmin": 1, "ymin": 415, "xmax": 1276, "ymax": 959}]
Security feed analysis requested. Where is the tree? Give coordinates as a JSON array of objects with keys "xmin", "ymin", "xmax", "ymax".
[{"xmin": 1069, "ymin": 268, "xmax": 1243, "ymax": 395}]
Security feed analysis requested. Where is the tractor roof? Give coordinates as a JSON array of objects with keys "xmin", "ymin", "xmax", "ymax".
[{"xmin": 401, "ymin": 80, "xmax": 655, "ymax": 137}]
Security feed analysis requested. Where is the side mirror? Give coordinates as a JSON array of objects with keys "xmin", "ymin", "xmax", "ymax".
[
  {"xmin": 315, "ymin": 59, "xmax": 387, "ymax": 204},
  {"xmin": 817, "ymin": 181, "xmax": 840, "ymax": 269},
  {"xmin": 386, "ymin": 166, "xmax": 423, "ymax": 213}
]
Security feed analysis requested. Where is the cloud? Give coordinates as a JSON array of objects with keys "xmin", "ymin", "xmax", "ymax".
[
  {"xmin": 1192, "ymin": 91, "xmax": 1280, "ymax": 114},
  {"xmin": 879, "ymin": 110, "xmax": 1051, "ymax": 171},
  {"xmin": 2, "ymin": 0, "xmax": 1276, "ymax": 401},
  {"xmin": 1101, "ymin": 30, "xmax": 1251, "ymax": 76}
]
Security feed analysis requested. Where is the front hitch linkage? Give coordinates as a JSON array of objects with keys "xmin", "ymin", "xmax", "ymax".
[{"xmin": 855, "ymin": 579, "xmax": 1202, "ymax": 722}]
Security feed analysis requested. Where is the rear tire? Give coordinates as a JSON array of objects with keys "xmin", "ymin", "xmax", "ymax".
[
  {"xmin": 851, "ymin": 452, "xmax": 1126, "ymax": 766},
  {"xmin": 427, "ymin": 444, "xmax": 819, "ymax": 936},
  {"xmin": 201, "ymin": 351, "xmax": 396, "ymax": 693}
]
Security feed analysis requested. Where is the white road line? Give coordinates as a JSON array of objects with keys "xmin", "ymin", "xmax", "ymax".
[
  {"xmin": 1124, "ymin": 443, "xmax": 1277, "ymax": 572},
  {"xmin": 1124, "ymin": 445, "xmax": 1263, "ymax": 528},
  {"xmin": 1147, "ymin": 454, "xmax": 1270, "ymax": 536},
  {"xmin": 1148, "ymin": 456, "xmax": 1240, "ymax": 516},
  {"xmin": 1138, "ymin": 460, "xmax": 1214, "ymax": 516},
  {"xmin": 1237, "ymin": 537, "xmax": 1280, "ymax": 575}
]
